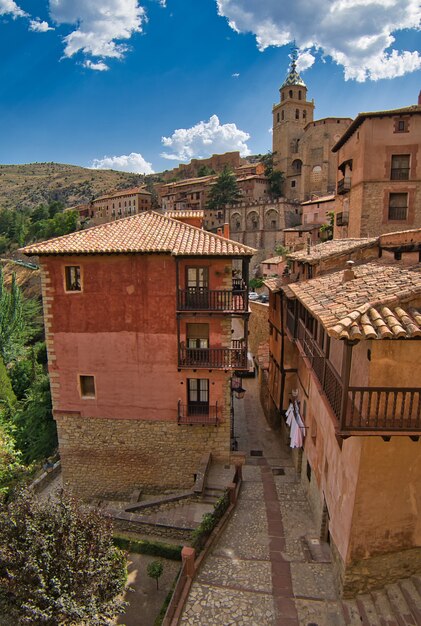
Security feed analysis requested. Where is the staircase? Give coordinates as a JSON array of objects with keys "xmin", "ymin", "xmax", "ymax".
[
  {"xmin": 201, "ymin": 485, "xmax": 226, "ymax": 505},
  {"xmin": 342, "ymin": 576, "xmax": 421, "ymax": 625}
]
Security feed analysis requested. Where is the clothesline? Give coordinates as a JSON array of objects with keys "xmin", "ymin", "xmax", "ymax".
[{"xmin": 286, "ymin": 400, "xmax": 306, "ymax": 449}]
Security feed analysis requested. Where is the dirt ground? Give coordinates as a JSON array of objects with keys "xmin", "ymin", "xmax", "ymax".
[{"xmin": 117, "ymin": 554, "xmax": 181, "ymax": 626}]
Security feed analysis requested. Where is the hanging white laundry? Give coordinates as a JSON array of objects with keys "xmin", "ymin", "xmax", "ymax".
[{"xmin": 289, "ymin": 401, "xmax": 305, "ymax": 449}]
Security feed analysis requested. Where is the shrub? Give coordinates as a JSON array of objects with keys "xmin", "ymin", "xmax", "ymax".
[
  {"xmin": 113, "ymin": 536, "xmax": 182, "ymax": 561},
  {"xmin": 0, "ymin": 488, "xmax": 127, "ymax": 625}
]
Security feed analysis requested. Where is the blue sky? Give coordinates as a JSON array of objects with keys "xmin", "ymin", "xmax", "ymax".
[{"xmin": 0, "ymin": 0, "xmax": 420, "ymax": 173}]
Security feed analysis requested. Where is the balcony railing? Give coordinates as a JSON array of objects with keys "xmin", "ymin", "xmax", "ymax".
[
  {"xmin": 391, "ymin": 168, "xmax": 409, "ymax": 180},
  {"xmin": 295, "ymin": 320, "xmax": 421, "ymax": 434},
  {"xmin": 179, "ymin": 346, "xmax": 247, "ymax": 369},
  {"xmin": 337, "ymin": 178, "xmax": 351, "ymax": 194},
  {"xmin": 336, "ymin": 211, "xmax": 349, "ymax": 227},
  {"xmin": 343, "ymin": 388, "xmax": 421, "ymax": 432},
  {"xmin": 177, "ymin": 401, "xmax": 219, "ymax": 425},
  {"xmin": 177, "ymin": 288, "xmax": 247, "ymax": 312},
  {"xmin": 388, "ymin": 206, "xmax": 408, "ymax": 220}
]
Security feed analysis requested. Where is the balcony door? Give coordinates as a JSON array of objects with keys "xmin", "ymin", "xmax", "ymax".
[
  {"xmin": 186, "ymin": 323, "xmax": 210, "ymax": 367},
  {"xmin": 186, "ymin": 267, "xmax": 209, "ymax": 309},
  {"xmin": 188, "ymin": 378, "xmax": 209, "ymax": 416}
]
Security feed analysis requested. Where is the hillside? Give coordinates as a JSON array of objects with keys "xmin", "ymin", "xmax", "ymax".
[{"xmin": 0, "ymin": 163, "xmax": 147, "ymax": 210}]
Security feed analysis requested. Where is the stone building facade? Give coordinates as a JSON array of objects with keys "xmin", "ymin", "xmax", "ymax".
[
  {"xmin": 272, "ymin": 53, "xmax": 352, "ymax": 202},
  {"xmin": 22, "ymin": 212, "xmax": 255, "ymax": 499},
  {"xmin": 210, "ymin": 198, "xmax": 302, "ymax": 252},
  {"xmin": 332, "ymin": 102, "xmax": 421, "ymax": 238}
]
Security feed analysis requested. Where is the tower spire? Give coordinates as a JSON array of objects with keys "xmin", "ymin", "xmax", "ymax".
[{"xmin": 281, "ymin": 43, "xmax": 306, "ymax": 89}]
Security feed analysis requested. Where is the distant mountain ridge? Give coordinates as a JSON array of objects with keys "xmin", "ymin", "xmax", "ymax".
[{"xmin": 0, "ymin": 162, "xmax": 147, "ymax": 210}]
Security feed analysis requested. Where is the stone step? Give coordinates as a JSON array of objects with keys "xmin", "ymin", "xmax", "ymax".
[
  {"xmin": 370, "ymin": 589, "xmax": 398, "ymax": 625},
  {"xmin": 399, "ymin": 579, "xmax": 421, "ymax": 625},
  {"xmin": 342, "ymin": 599, "xmax": 366, "ymax": 625},
  {"xmin": 356, "ymin": 594, "xmax": 383, "ymax": 625}
]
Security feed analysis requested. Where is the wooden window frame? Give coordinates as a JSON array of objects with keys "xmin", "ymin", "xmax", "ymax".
[{"xmin": 64, "ymin": 265, "xmax": 82, "ymax": 293}]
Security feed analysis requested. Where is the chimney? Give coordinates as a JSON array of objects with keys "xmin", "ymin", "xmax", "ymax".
[
  {"xmin": 223, "ymin": 223, "xmax": 230, "ymax": 239},
  {"xmin": 342, "ymin": 260, "xmax": 355, "ymax": 283},
  {"xmin": 418, "ymin": 90, "xmax": 421, "ymax": 106}
]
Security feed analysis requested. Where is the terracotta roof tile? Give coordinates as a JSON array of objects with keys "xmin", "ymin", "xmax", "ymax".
[
  {"xmin": 21, "ymin": 211, "xmax": 256, "ymax": 257},
  {"xmin": 288, "ymin": 260, "xmax": 421, "ymax": 341},
  {"xmin": 287, "ymin": 238, "xmax": 377, "ymax": 264},
  {"xmin": 166, "ymin": 210, "xmax": 204, "ymax": 219}
]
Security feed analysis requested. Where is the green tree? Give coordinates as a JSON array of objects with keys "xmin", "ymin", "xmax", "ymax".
[
  {"xmin": 12, "ymin": 374, "xmax": 57, "ymax": 463},
  {"xmin": 0, "ymin": 488, "xmax": 127, "ymax": 624},
  {"xmin": 320, "ymin": 211, "xmax": 334, "ymax": 241},
  {"xmin": 147, "ymin": 560, "xmax": 164, "ymax": 590},
  {"xmin": 260, "ymin": 152, "xmax": 284, "ymax": 198},
  {"xmin": 197, "ymin": 165, "xmax": 215, "ymax": 177},
  {"xmin": 206, "ymin": 167, "xmax": 242, "ymax": 211},
  {"xmin": 0, "ymin": 269, "xmax": 24, "ymax": 364}
]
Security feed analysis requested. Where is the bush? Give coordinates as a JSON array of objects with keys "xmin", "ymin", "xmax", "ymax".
[
  {"xmin": 249, "ymin": 277, "xmax": 264, "ymax": 290},
  {"xmin": 191, "ymin": 491, "xmax": 229, "ymax": 552},
  {"xmin": 113, "ymin": 535, "xmax": 182, "ymax": 561},
  {"xmin": 0, "ymin": 488, "xmax": 127, "ymax": 625}
]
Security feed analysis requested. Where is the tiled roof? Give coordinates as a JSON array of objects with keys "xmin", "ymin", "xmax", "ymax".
[
  {"xmin": 333, "ymin": 105, "xmax": 421, "ymax": 152},
  {"xmin": 287, "ymin": 238, "xmax": 377, "ymax": 263},
  {"xmin": 166, "ymin": 210, "xmax": 204, "ymax": 219},
  {"xmin": 301, "ymin": 195, "xmax": 335, "ymax": 206},
  {"xmin": 21, "ymin": 211, "xmax": 257, "ymax": 257},
  {"xmin": 94, "ymin": 186, "xmax": 151, "ymax": 202},
  {"xmin": 288, "ymin": 260, "xmax": 421, "ymax": 340},
  {"xmin": 262, "ymin": 256, "xmax": 284, "ymax": 264}
]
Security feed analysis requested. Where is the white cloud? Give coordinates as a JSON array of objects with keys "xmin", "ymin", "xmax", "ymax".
[
  {"xmin": 161, "ymin": 115, "xmax": 251, "ymax": 161},
  {"xmin": 0, "ymin": 0, "xmax": 27, "ymax": 18},
  {"xmin": 49, "ymin": 0, "xmax": 146, "ymax": 62},
  {"xmin": 216, "ymin": 0, "xmax": 421, "ymax": 81},
  {"xmin": 296, "ymin": 50, "xmax": 315, "ymax": 72},
  {"xmin": 91, "ymin": 152, "xmax": 154, "ymax": 174},
  {"xmin": 29, "ymin": 19, "xmax": 54, "ymax": 32},
  {"xmin": 83, "ymin": 59, "xmax": 109, "ymax": 71},
  {"xmin": 232, "ymin": 72, "xmax": 240, "ymax": 77}
]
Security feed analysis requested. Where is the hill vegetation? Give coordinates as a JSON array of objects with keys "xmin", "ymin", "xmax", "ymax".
[{"xmin": 0, "ymin": 162, "xmax": 146, "ymax": 210}]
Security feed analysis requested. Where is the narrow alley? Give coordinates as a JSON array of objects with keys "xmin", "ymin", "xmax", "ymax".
[{"xmin": 180, "ymin": 377, "xmax": 421, "ymax": 626}]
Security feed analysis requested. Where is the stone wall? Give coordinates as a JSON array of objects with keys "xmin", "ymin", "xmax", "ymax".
[
  {"xmin": 248, "ymin": 301, "xmax": 269, "ymax": 356},
  {"xmin": 56, "ymin": 413, "xmax": 231, "ymax": 500}
]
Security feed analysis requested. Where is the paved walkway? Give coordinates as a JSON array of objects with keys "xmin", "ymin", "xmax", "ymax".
[{"xmin": 180, "ymin": 377, "xmax": 342, "ymax": 626}]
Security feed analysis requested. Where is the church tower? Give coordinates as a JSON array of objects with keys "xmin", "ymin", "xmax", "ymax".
[{"xmin": 272, "ymin": 50, "xmax": 315, "ymax": 199}]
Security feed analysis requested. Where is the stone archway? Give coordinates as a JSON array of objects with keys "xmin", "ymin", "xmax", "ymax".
[
  {"xmin": 230, "ymin": 212, "xmax": 242, "ymax": 233},
  {"xmin": 264, "ymin": 209, "xmax": 279, "ymax": 230},
  {"xmin": 246, "ymin": 210, "xmax": 260, "ymax": 231}
]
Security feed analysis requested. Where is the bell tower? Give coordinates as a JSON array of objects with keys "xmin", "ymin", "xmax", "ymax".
[{"xmin": 272, "ymin": 49, "xmax": 314, "ymax": 196}]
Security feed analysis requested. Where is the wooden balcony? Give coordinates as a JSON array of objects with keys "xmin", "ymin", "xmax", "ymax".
[
  {"xmin": 177, "ymin": 288, "xmax": 247, "ymax": 312},
  {"xmin": 179, "ymin": 345, "xmax": 247, "ymax": 369},
  {"xmin": 295, "ymin": 320, "xmax": 421, "ymax": 436},
  {"xmin": 336, "ymin": 211, "xmax": 349, "ymax": 227},
  {"xmin": 177, "ymin": 401, "xmax": 219, "ymax": 425},
  {"xmin": 337, "ymin": 177, "xmax": 351, "ymax": 194}
]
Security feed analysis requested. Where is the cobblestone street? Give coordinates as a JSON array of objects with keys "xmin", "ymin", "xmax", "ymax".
[{"xmin": 180, "ymin": 376, "xmax": 345, "ymax": 626}]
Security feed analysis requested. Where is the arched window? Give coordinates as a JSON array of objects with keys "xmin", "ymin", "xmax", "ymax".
[
  {"xmin": 289, "ymin": 89, "xmax": 293, "ymax": 98},
  {"xmin": 277, "ymin": 112, "xmax": 280, "ymax": 123},
  {"xmin": 303, "ymin": 110, "xmax": 307, "ymax": 119},
  {"xmin": 295, "ymin": 109, "xmax": 299, "ymax": 120},
  {"xmin": 292, "ymin": 159, "xmax": 302, "ymax": 174},
  {"xmin": 281, "ymin": 110, "xmax": 285, "ymax": 121},
  {"xmin": 298, "ymin": 90, "xmax": 302, "ymax": 100}
]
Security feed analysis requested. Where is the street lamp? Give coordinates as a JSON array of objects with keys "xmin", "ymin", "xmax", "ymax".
[{"xmin": 231, "ymin": 375, "xmax": 246, "ymax": 450}]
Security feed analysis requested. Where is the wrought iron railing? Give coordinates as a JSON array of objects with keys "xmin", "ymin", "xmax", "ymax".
[
  {"xmin": 177, "ymin": 288, "xmax": 247, "ymax": 312},
  {"xmin": 391, "ymin": 168, "xmax": 409, "ymax": 180},
  {"xmin": 179, "ymin": 346, "xmax": 247, "ymax": 369},
  {"xmin": 337, "ymin": 178, "xmax": 351, "ymax": 194},
  {"xmin": 177, "ymin": 401, "xmax": 219, "ymax": 425}
]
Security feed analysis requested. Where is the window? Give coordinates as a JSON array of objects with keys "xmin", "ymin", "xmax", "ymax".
[
  {"xmin": 277, "ymin": 112, "xmax": 280, "ymax": 123},
  {"xmin": 394, "ymin": 118, "xmax": 408, "ymax": 133},
  {"xmin": 187, "ymin": 379, "xmax": 209, "ymax": 414},
  {"xmin": 65, "ymin": 266, "xmax": 81, "ymax": 291},
  {"xmin": 295, "ymin": 109, "xmax": 299, "ymax": 119},
  {"xmin": 298, "ymin": 90, "xmax": 302, "ymax": 100},
  {"xmin": 186, "ymin": 323, "xmax": 209, "ymax": 349},
  {"xmin": 391, "ymin": 154, "xmax": 410, "ymax": 180},
  {"xmin": 80, "ymin": 375, "xmax": 95, "ymax": 398},
  {"xmin": 289, "ymin": 89, "xmax": 293, "ymax": 98},
  {"xmin": 291, "ymin": 180, "xmax": 296, "ymax": 188},
  {"xmin": 281, "ymin": 110, "xmax": 285, "ymax": 121},
  {"xmin": 388, "ymin": 193, "xmax": 408, "ymax": 220},
  {"xmin": 303, "ymin": 110, "xmax": 306, "ymax": 119}
]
